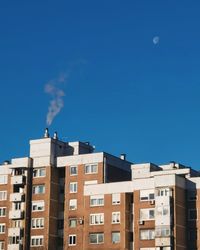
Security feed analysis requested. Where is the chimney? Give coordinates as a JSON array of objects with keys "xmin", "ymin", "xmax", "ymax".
[
  {"xmin": 44, "ymin": 128, "xmax": 49, "ymax": 138},
  {"xmin": 53, "ymin": 132, "xmax": 58, "ymax": 140},
  {"xmin": 120, "ymin": 154, "xmax": 126, "ymax": 161}
]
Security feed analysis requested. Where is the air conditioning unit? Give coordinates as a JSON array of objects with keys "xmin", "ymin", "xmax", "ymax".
[
  {"xmin": 79, "ymin": 218, "xmax": 84, "ymax": 225},
  {"xmin": 150, "ymin": 200, "xmax": 155, "ymax": 205},
  {"xmin": 138, "ymin": 220, "xmax": 144, "ymax": 225}
]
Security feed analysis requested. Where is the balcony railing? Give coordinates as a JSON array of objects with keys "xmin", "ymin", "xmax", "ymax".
[
  {"xmin": 10, "ymin": 193, "xmax": 24, "ymax": 202},
  {"xmin": 9, "ymin": 210, "xmax": 24, "ymax": 220},
  {"xmin": 8, "ymin": 227, "xmax": 23, "ymax": 237},
  {"xmin": 11, "ymin": 176, "xmax": 26, "ymax": 185}
]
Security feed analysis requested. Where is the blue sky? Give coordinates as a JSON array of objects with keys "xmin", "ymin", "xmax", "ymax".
[{"xmin": 0, "ymin": 1, "xmax": 200, "ymax": 169}]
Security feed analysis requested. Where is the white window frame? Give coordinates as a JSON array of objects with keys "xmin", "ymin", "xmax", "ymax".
[
  {"xmin": 70, "ymin": 182, "xmax": 77, "ymax": 193},
  {"xmin": 140, "ymin": 189, "xmax": 155, "ymax": 201},
  {"xmin": 112, "ymin": 212, "xmax": 120, "ymax": 224},
  {"xmin": 69, "ymin": 218, "xmax": 77, "ymax": 228},
  {"xmin": 0, "ymin": 191, "xmax": 7, "ymax": 201},
  {"xmin": 31, "ymin": 236, "xmax": 44, "ymax": 247},
  {"xmin": 112, "ymin": 232, "xmax": 120, "ymax": 243},
  {"xmin": 32, "ymin": 201, "xmax": 45, "ymax": 212},
  {"xmin": 31, "ymin": 218, "xmax": 44, "ymax": 229},
  {"xmin": 89, "ymin": 233, "xmax": 104, "ymax": 244},
  {"xmin": 0, "ymin": 224, "xmax": 5, "ymax": 234},
  {"xmin": 33, "ymin": 185, "xmax": 45, "ymax": 194},
  {"xmin": 68, "ymin": 234, "xmax": 76, "ymax": 246},
  {"xmin": 90, "ymin": 195, "xmax": 104, "ymax": 207},
  {"xmin": 90, "ymin": 213, "xmax": 104, "ymax": 225},
  {"xmin": 140, "ymin": 208, "xmax": 155, "ymax": 220},
  {"xmin": 140, "ymin": 229, "xmax": 155, "ymax": 240},
  {"xmin": 156, "ymin": 206, "xmax": 169, "ymax": 216},
  {"xmin": 112, "ymin": 193, "xmax": 120, "ymax": 205},
  {"xmin": 155, "ymin": 226, "xmax": 171, "ymax": 237},
  {"xmin": 85, "ymin": 163, "xmax": 98, "ymax": 174},
  {"xmin": 0, "ymin": 208, "xmax": 6, "ymax": 217},
  {"xmin": 0, "ymin": 241, "xmax": 4, "ymax": 250},
  {"xmin": 0, "ymin": 176, "xmax": 7, "ymax": 185},
  {"xmin": 70, "ymin": 166, "xmax": 78, "ymax": 176},
  {"xmin": 33, "ymin": 168, "xmax": 46, "ymax": 178},
  {"xmin": 69, "ymin": 199, "xmax": 77, "ymax": 210}
]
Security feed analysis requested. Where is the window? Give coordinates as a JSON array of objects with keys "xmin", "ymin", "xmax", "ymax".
[
  {"xmin": 188, "ymin": 190, "xmax": 197, "ymax": 201},
  {"xmin": 32, "ymin": 201, "xmax": 45, "ymax": 212},
  {"xmin": 69, "ymin": 199, "xmax": 77, "ymax": 210},
  {"xmin": 85, "ymin": 164, "xmax": 98, "ymax": 174},
  {"xmin": 89, "ymin": 233, "xmax": 104, "ymax": 244},
  {"xmin": 112, "ymin": 193, "xmax": 120, "ymax": 205},
  {"xmin": 0, "ymin": 176, "xmax": 7, "ymax": 185},
  {"xmin": 69, "ymin": 218, "xmax": 77, "ymax": 228},
  {"xmin": 140, "ymin": 229, "xmax": 155, "ymax": 240},
  {"xmin": 156, "ymin": 206, "xmax": 169, "ymax": 216},
  {"xmin": 8, "ymin": 236, "xmax": 20, "ymax": 245},
  {"xmin": 157, "ymin": 188, "xmax": 171, "ymax": 197},
  {"xmin": 32, "ymin": 218, "xmax": 44, "ymax": 229},
  {"xmin": 0, "ymin": 208, "xmax": 6, "ymax": 217},
  {"xmin": 68, "ymin": 235, "xmax": 76, "ymax": 246},
  {"xmin": 112, "ymin": 232, "xmax": 120, "ymax": 243},
  {"xmin": 70, "ymin": 182, "xmax": 77, "ymax": 193},
  {"xmin": 0, "ymin": 191, "xmax": 7, "ymax": 201},
  {"xmin": 11, "ymin": 220, "xmax": 22, "ymax": 228},
  {"xmin": 188, "ymin": 229, "xmax": 198, "ymax": 241},
  {"xmin": 70, "ymin": 166, "xmax": 78, "ymax": 176},
  {"xmin": 0, "ymin": 241, "xmax": 4, "ymax": 250},
  {"xmin": 33, "ymin": 185, "xmax": 45, "ymax": 194},
  {"xmin": 90, "ymin": 213, "xmax": 104, "ymax": 225},
  {"xmin": 155, "ymin": 226, "xmax": 171, "ymax": 237},
  {"xmin": 189, "ymin": 209, "xmax": 197, "ymax": 220},
  {"xmin": 140, "ymin": 189, "xmax": 155, "ymax": 201},
  {"xmin": 0, "ymin": 224, "xmax": 5, "ymax": 234},
  {"xmin": 33, "ymin": 168, "xmax": 46, "ymax": 178},
  {"xmin": 140, "ymin": 208, "xmax": 155, "ymax": 220},
  {"xmin": 13, "ymin": 202, "xmax": 21, "ymax": 210},
  {"xmin": 112, "ymin": 212, "xmax": 120, "ymax": 224},
  {"xmin": 90, "ymin": 195, "xmax": 104, "ymax": 207},
  {"xmin": 31, "ymin": 236, "xmax": 43, "ymax": 246}
]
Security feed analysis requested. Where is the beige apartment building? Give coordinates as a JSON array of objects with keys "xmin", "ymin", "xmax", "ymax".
[{"xmin": 0, "ymin": 129, "xmax": 199, "ymax": 250}]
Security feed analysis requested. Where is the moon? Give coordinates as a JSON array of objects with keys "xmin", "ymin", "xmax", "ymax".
[{"xmin": 153, "ymin": 36, "xmax": 159, "ymax": 45}]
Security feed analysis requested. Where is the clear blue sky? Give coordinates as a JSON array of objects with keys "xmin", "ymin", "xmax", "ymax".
[{"xmin": 0, "ymin": 1, "xmax": 200, "ymax": 169}]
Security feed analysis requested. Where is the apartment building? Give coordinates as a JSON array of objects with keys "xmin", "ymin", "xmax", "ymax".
[{"xmin": 0, "ymin": 129, "xmax": 200, "ymax": 250}]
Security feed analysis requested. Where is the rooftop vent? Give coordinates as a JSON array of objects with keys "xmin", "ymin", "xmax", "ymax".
[{"xmin": 53, "ymin": 132, "xmax": 58, "ymax": 140}]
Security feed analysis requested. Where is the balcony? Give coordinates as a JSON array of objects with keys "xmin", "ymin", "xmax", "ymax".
[
  {"xmin": 10, "ymin": 193, "xmax": 24, "ymax": 202},
  {"xmin": 8, "ymin": 227, "xmax": 23, "ymax": 237},
  {"xmin": 8, "ymin": 244, "xmax": 23, "ymax": 250},
  {"xmin": 9, "ymin": 210, "xmax": 24, "ymax": 219},
  {"xmin": 11, "ymin": 176, "xmax": 26, "ymax": 185}
]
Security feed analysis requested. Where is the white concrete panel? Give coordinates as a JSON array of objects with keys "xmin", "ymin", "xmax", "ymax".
[
  {"xmin": 84, "ymin": 181, "xmax": 133, "ymax": 195},
  {"xmin": 11, "ymin": 157, "xmax": 30, "ymax": 168},
  {"xmin": 30, "ymin": 138, "xmax": 51, "ymax": 157},
  {"xmin": 57, "ymin": 153, "xmax": 104, "ymax": 167},
  {"xmin": 0, "ymin": 165, "xmax": 11, "ymax": 174},
  {"xmin": 33, "ymin": 157, "xmax": 51, "ymax": 167}
]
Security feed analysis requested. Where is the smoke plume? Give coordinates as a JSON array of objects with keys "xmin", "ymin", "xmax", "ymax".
[{"xmin": 44, "ymin": 73, "xmax": 68, "ymax": 126}]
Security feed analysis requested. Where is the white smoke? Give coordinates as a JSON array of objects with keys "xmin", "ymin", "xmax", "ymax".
[{"xmin": 44, "ymin": 73, "xmax": 68, "ymax": 126}]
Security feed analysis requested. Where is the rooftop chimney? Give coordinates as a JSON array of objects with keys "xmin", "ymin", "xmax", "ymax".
[
  {"xmin": 120, "ymin": 154, "xmax": 126, "ymax": 161},
  {"xmin": 53, "ymin": 132, "xmax": 58, "ymax": 140},
  {"xmin": 44, "ymin": 128, "xmax": 49, "ymax": 138}
]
